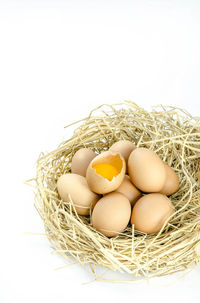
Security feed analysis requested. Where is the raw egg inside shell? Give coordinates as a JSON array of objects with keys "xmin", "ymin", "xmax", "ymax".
[
  {"xmin": 92, "ymin": 163, "xmax": 119, "ymax": 181},
  {"xmin": 92, "ymin": 154, "xmax": 123, "ymax": 181},
  {"xmin": 86, "ymin": 151, "xmax": 126, "ymax": 194}
]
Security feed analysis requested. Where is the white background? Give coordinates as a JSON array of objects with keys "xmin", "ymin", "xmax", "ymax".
[{"xmin": 0, "ymin": 0, "xmax": 200, "ymax": 302}]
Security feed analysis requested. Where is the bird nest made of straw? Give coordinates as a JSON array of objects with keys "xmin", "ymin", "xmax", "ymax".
[{"xmin": 32, "ymin": 101, "xmax": 200, "ymax": 281}]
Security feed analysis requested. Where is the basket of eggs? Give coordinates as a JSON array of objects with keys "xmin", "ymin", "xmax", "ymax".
[{"xmin": 33, "ymin": 102, "xmax": 200, "ymax": 280}]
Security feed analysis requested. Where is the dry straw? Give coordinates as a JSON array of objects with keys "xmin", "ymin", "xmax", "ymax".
[{"xmin": 31, "ymin": 101, "xmax": 200, "ymax": 281}]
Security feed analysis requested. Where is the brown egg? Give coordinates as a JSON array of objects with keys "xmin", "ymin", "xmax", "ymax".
[
  {"xmin": 160, "ymin": 164, "xmax": 179, "ymax": 195},
  {"xmin": 128, "ymin": 148, "xmax": 166, "ymax": 192},
  {"xmin": 131, "ymin": 193, "xmax": 175, "ymax": 234},
  {"xmin": 86, "ymin": 151, "xmax": 126, "ymax": 194},
  {"xmin": 57, "ymin": 174, "xmax": 100, "ymax": 215},
  {"xmin": 91, "ymin": 192, "xmax": 131, "ymax": 237},
  {"xmin": 109, "ymin": 140, "xmax": 136, "ymax": 171},
  {"xmin": 115, "ymin": 175, "xmax": 142, "ymax": 206},
  {"xmin": 71, "ymin": 148, "xmax": 96, "ymax": 177}
]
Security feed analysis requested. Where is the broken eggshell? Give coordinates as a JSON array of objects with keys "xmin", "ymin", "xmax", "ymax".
[{"xmin": 86, "ymin": 151, "xmax": 126, "ymax": 194}]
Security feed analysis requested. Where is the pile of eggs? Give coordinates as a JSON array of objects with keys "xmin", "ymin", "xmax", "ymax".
[{"xmin": 57, "ymin": 140, "xmax": 179, "ymax": 237}]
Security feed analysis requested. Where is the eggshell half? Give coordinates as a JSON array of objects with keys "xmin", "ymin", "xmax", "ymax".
[
  {"xmin": 57, "ymin": 173, "xmax": 100, "ymax": 215},
  {"xmin": 71, "ymin": 148, "xmax": 96, "ymax": 177},
  {"xmin": 128, "ymin": 147, "xmax": 166, "ymax": 192},
  {"xmin": 160, "ymin": 164, "xmax": 179, "ymax": 195},
  {"xmin": 86, "ymin": 151, "xmax": 126, "ymax": 194},
  {"xmin": 131, "ymin": 193, "xmax": 175, "ymax": 234},
  {"xmin": 92, "ymin": 192, "xmax": 131, "ymax": 237}
]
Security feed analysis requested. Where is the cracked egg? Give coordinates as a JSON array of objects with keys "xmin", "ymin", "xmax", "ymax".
[{"xmin": 86, "ymin": 151, "xmax": 126, "ymax": 194}]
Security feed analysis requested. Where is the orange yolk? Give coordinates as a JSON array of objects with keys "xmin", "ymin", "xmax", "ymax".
[{"xmin": 93, "ymin": 163, "xmax": 119, "ymax": 181}]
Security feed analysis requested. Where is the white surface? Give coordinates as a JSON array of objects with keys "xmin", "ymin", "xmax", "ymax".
[{"xmin": 0, "ymin": 1, "xmax": 200, "ymax": 302}]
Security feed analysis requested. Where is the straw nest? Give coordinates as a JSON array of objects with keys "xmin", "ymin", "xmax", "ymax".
[{"xmin": 32, "ymin": 101, "xmax": 200, "ymax": 280}]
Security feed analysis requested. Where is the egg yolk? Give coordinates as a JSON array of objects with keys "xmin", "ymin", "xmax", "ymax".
[{"xmin": 93, "ymin": 163, "xmax": 119, "ymax": 181}]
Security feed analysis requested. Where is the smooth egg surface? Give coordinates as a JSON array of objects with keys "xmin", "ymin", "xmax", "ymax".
[
  {"xmin": 160, "ymin": 164, "xmax": 179, "ymax": 195},
  {"xmin": 128, "ymin": 148, "xmax": 166, "ymax": 192},
  {"xmin": 131, "ymin": 193, "xmax": 175, "ymax": 234},
  {"xmin": 109, "ymin": 140, "xmax": 136, "ymax": 171},
  {"xmin": 86, "ymin": 151, "xmax": 126, "ymax": 194},
  {"xmin": 92, "ymin": 192, "xmax": 131, "ymax": 237},
  {"xmin": 71, "ymin": 148, "xmax": 96, "ymax": 177},
  {"xmin": 57, "ymin": 173, "xmax": 100, "ymax": 215},
  {"xmin": 115, "ymin": 175, "xmax": 142, "ymax": 206}
]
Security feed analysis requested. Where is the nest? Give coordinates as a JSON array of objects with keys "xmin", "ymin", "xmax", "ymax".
[{"xmin": 32, "ymin": 101, "xmax": 200, "ymax": 281}]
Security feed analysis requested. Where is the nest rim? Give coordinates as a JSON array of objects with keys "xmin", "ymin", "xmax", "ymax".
[{"xmin": 33, "ymin": 101, "xmax": 200, "ymax": 281}]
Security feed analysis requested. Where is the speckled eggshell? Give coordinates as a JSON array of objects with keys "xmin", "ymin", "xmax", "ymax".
[
  {"xmin": 115, "ymin": 175, "xmax": 142, "ymax": 206},
  {"xmin": 86, "ymin": 151, "xmax": 126, "ymax": 194},
  {"xmin": 128, "ymin": 147, "xmax": 166, "ymax": 192},
  {"xmin": 71, "ymin": 148, "xmax": 96, "ymax": 177},
  {"xmin": 57, "ymin": 173, "xmax": 100, "ymax": 215},
  {"xmin": 131, "ymin": 193, "xmax": 175, "ymax": 234},
  {"xmin": 91, "ymin": 192, "xmax": 131, "ymax": 237},
  {"xmin": 160, "ymin": 164, "xmax": 179, "ymax": 195}
]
